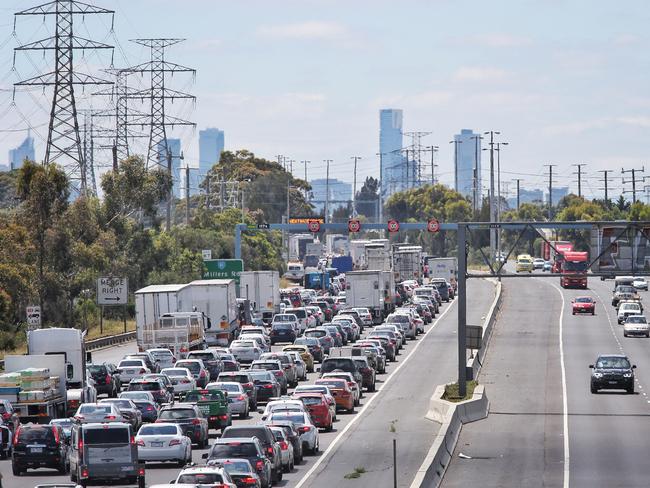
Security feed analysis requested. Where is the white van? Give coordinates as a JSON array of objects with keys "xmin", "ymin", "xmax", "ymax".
[{"xmin": 284, "ymin": 263, "xmax": 305, "ymax": 281}]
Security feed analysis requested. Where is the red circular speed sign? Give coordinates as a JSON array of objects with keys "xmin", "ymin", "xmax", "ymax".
[
  {"xmin": 427, "ymin": 218, "xmax": 440, "ymax": 233},
  {"xmin": 307, "ymin": 220, "xmax": 321, "ymax": 233},
  {"xmin": 387, "ymin": 219, "xmax": 400, "ymax": 233},
  {"xmin": 348, "ymin": 219, "xmax": 361, "ymax": 233}
]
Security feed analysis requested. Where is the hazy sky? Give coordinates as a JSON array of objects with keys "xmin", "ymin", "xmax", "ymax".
[{"xmin": 2, "ymin": 0, "xmax": 650, "ymax": 201}]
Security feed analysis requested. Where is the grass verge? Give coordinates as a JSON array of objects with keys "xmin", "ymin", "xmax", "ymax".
[
  {"xmin": 343, "ymin": 467, "xmax": 367, "ymax": 479},
  {"xmin": 442, "ymin": 380, "xmax": 478, "ymax": 402}
]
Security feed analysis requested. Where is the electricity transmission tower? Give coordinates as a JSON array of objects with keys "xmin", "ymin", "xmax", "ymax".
[
  {"xmin": 122, "ymin": 39, "xmax": 196, "ymax": 169},
  {"xmin": 403, "ymin": 131, "xmax": 431, "ymax": 187},
  {"xmin": 13, "ymin": 0, "xmax": 115, "ymax": 194}
]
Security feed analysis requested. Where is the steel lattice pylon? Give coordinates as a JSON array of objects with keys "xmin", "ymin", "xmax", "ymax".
[
  {"xmin": 13, "ymin": 0, "xmax": 114, "ymax": 194},
  {"xmin": 123, "ymin": 39, "xmax": 195, "ymax": 170}
]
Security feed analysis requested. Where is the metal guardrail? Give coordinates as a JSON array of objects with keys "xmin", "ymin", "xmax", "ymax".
[{"xmin": 0, "ymin": 331, "xmax": 136, "ymax": 370}]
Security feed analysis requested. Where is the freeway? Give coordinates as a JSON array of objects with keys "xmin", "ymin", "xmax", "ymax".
[
  {"xmin": 442, "ymin": 274, "xmax": 650, "ymax": 488},
  {"xmin": 0, "ymin": 279, "xmax": 497, "ymax": 488}
]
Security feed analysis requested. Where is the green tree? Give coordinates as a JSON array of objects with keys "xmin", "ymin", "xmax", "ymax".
[{"xmin": 356, "ymin": 177, "xmax": 379, "ymax": 220}]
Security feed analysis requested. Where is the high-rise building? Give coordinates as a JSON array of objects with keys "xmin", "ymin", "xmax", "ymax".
[
  {"xmin": 507, "ymin": 188, "xmax": 544, "ymax": 208},
  {"xmin": 157, "ymin": 138, "xmax": 182, "ymax": 198},
  {"xmin": 379, "ymin": 109, "xmax": 405, "ymax": 200},
  {"xmin": 453, "ymin": 129, "xmax": 482, "ymax": 205},
  {"xmin": 199, "ymin": 128, "xmax": 224, "ymax": 181},
  {"xmin": 309, "ymin": 178, "xmax": 352, "ymax": 214},
  {"xmin": 8, "ymin": 131, "xmax": 35, "ymax": 170},
  {"xmin": 547, "ymin": 186, "xmax": 569, "ymax": 205}
]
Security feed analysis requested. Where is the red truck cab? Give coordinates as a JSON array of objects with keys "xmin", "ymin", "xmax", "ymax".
[{"xmin": 560, "ymin": 251, "xmax": 589, "ymax": 288}]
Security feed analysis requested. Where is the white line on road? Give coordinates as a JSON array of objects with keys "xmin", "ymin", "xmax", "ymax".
[
  {"xmin": 548, "ymin": 282, "xmax": 570, "ymax": 488},
  {"xmin": 293, "ymin": 298, "xmax": 458, "ymax": 488}
]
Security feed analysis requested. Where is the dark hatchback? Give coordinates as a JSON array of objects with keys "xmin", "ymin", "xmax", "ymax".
[
  {"xmin": 156, "ymin": 403, "xmax": 209, "ymax": 447},
  {"xmin": 206, "ymin": 438, "xmax": 273, "ymax": 488},
  {"xmin": 270, "ymin": 322, "xmax": 297, "ymax": 345},
  {"xmin": 87, "ymin": 363, "xmax": 120, "ymax": 397},
  {"xmin": 294, "ymin": 336, "xmax": 324, "ymax": 362},
  {"xmin": 590, "ymin": 354, "xmax": 636, "ymax": 394},
  {"xmin": 248, "ymin": 370, "xmax": 282, "ymax": 403},
  {"xmin": 12, "ymin": 424, "xmax": 69, "ymax": 475}
]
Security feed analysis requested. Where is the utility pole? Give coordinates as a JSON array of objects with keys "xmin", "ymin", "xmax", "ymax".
[
  {"xmin": 513, "ymin": 178, "xmax": 522, "ymax": 210},
  {"xmin": 622, "ymin": 166, "xmax": 645, "ymax": 204},
  {"xmin": 598, "ymin": 170, "xmax": 612, "ymax": 206},
  {"xmin": 185, "ymin": 162, "xmax": 191, "ymax": 226},
  {"xmin": 14, "ymin": 0, "xmax": 115, "ymax": 194},
  {"xmin": 351, "ymin": 156, "xmax": 361, "ymax": 217},
  {"xmin": 301, "ymin": 160, "xmax": 310, "ymax": 200},
  {"xmin": 573, "ymin": 163, "xmax": 587, "ymax": 198},
  {"xmin": 494, "ymin": 141, "xmax": 508, "ymax": 259},
  {"xmin": 289, "ymin": 159, "xmax": 295, "ymax": 175},
  {"xmin": 484, "ymin": 131, "xmax": 501, "ymax": 257},
  {"xmin": 324, "ymin": 159, "xmax": 332, "ymax": 223},
  {"xmin": 544, "ymin": 164, "xmax": 557, "ymax": 219},
  {"xmin": 427, "ymin": 146, "xmax": 439, "ymax": 184},
  {"xmin": 469, "ymin": 135, "xmax": 483, "ymax": 213}
]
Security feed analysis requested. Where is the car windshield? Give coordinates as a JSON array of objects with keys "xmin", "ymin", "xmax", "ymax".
[
  {"xmin": 159, "ymin": 408, "xmax": 196, "ymax": 419},
  {"xmin": 163, "ymin": 369, "xmax": 189, "ymax": 376},
  {"xmin": 273, "ymin": 323, "xmax": 294, "ymax": 330},
  {"xmin": 222, "ymin": 460, "xmax": 253, "ymax": 473},
  {"xmin": 621, "ymin": 303, "xmax": 640, "ymax": 310},
  {"xmin": 251, "ymin": 363, "xmax": 279, "ymax": 371},
  {"xmin": 305, "ymin": 330, "xmax": 326, "ymax": 338},
  {"xmin": 249, "ymin": 371, "xmax": 273, "ymax": 381},
  {"xmin": 119, "ymin": 360, "xmax": 143, "ymax": 367},
  {"xmin": 211, "ymin": 442, "xmax": 257, "ymax": 458},
  {"xmin": 87, "ymin": 365, "xmax": 106, "ymax": 374},
  {"xmin": 575, "ymin": 297, "xmax": 593, "ymax": 303},
  {"xmin": 299, "ymin": 396, "xmax": 323, "ymax": 405},
  {"xmin": 274, "ymin": 315, "xmax": 295, "ymax": 322},
  {"xmin": 295, "ymin": 338, "xmax": 318, "ymax": 346},
  {"xmin": 219, "ymin": 374, "xmax": 250, "ymax": 383},
  {"xmin": 102, "ymin": 399, "xmax": 132, "ymax": 409},
  {"xmin": 17, "ymin": 427, "xmax": 55, "ymax": 443},
  {"xmin": 188, "ymin": 353, "xmax": 215, "ymax": 361},
  {"xmin": 232, "ymin": 341, "xmax": 255, "ymax": 348},
  {"xmin": 618, "ymin": 286, "xmax": 635, "ymax": 293},
  {"xmin": 79, "ymin": 405, "xmax": 112, "ymax": 414},
  {"xmin": 626, "ymin": 316, "xmax": 647, "ymax": 324},
  {"xmin": 317, "ymin": 379, "xmax": 346, "ymax": 389},
  {"xmin": 129, "ymin": 382, "xmax": 162, "ymax": 391},
  {"xmin": 120, "ymin": 392, "xmax": 151, "ymax": 400},
  {"xmin": 149, "ymin": 350, "xmax": 172, "ymax": 359},
  {"xmin": 211, "ymin": 383, "xmax": 240, "ymax": 393},
  {"xmin": 84, "ymin": 428, "xmax": 129, "ymax": 445},
  {"xmin": 596, "ymin": 357, "xmax": 632, "ymax": 369},
  {"xmin": 269, "ymin": 412, "xmax": 306, "ymax": 423},
  {"xmin": 185, "ymin": 391, "xmax": 223, "ymax": 402},
  {"xmin": 139, "ymin": 425, "xmax": 178, "ymax": 436},
  {"xmin": 177, "ymin": 473, "xmax": 224, "ymax": 484},
  {"xmin": 564, "ymin": 261, "xmax": 588, "ymax": 271},
  {"xmin": 295, "ymin": 386, "xmax": 328, "ymax": 394},
  {"xmin": 322, "ymin": 359, "xmax": 353, "ymax": 372},
  {"xmin": 176, "ymin": 362, "xmax": 200, "ymax": 373}
]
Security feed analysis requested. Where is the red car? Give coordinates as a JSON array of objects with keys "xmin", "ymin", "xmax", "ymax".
[
  {"xmin": 572, "ymin": 296, "xmax": 596, "ymax": 315},
  {"xmin": 292, "ymin": 393, "xmax": 334, "ymax": 431},
  {"xmin": 315, "ymin": 379, "xmax": 355, "ymax": 413}
]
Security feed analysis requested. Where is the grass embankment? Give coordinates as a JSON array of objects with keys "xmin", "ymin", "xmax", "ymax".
[
  {"xmin": 0, "ymin": 319, "xmax": 136, "ymax": 361},
  {"xmin": 442, "ymin": 380, "xmax": 478, "ymax": 402}
]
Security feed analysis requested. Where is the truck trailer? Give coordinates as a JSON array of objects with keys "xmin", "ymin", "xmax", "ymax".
[{"xmin": 239, "ymin": 271, "xmax": 281, "ymax": 323}]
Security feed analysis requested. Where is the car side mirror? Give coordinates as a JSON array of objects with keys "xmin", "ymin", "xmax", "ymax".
[
  {"xmin": 202, "ymin": 453, "xmax": 209, "ymax": 459},
  {"xmin": 633, "ymin": 365, "xmax": 637, "ymax": 369},
  {"xmin": 169, "ymin": 480, "xmax": 177, "ymax": 484},
  {"xmin": 589, "ymin": 364, "xmax": 594, "ymax": 368}
]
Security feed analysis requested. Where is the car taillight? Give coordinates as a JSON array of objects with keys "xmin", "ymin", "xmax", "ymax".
[
  {"xmin": 262, "ymin": 384, "xmax": 274, "ymax": 389},
  {"xmin": 181, "ymin": 379, "xmax": 191, "ymax": 383},
  {"xmin": 237, "ymin": 395, "xmax": 247, "ymax": 401},
  {"xmin": 130, "ymin": 435, "xmax": 135, "ymax": 445},
  {"xmin": 13, "ymin": 427, "xmax": 20, "ymax": 445},
  {"xmin": 136, "ymin": 439, "xmax": 145, "ymax": 446},
  {"xmin": 105, "ymin": 374, "xmax": 112, "ymax": 384},
  {"xmin": 243, "ymin": 477, "xmax": 258, "ymax": 485},
  {"xmin": 255, "ymin": 460, "xmax": 265, "ymax": 471},
  {"xmin": 1, "ymin": 412, "xmax": 10, "ymax": 420},
  {"xmin": 347, "ymin": 382, "xmax": 355, "ymax": 388},
  {"xmin": 298, "ymin": 426, "xmax": 310, "ymax": 433},
  {"xmin": 138, "ymin": 466, "xmax": 145, "ymax": 476},
  {"xmin": 267, "ymin": 446, "xmax": 274, "ymax": 455},
  {"xmin": 280, "ymin": 441, "xmax": 288, "ymax": 450},
  {"xmin": 191, "ymin": 418, "xmax": 201, "ymax": 425},
  {"xmin": 243, "ymin": 382, "xmax": 253, "ymax": 389},
  {"xmin": 78, "ymin": 439, "xmax": 84, "ymax": 451},
  {"xmin": 81, "ymin": 467, "xmax": 89, "ymax": 478},
  {"xmin": 139, "ymin": 369, "xmax": 146, "ymax": 374},
  {"xmin": 219, "ymin": 414, "xmax": 228, "ymax": 419},
  {"xmin": 200, "ymin": 370, "xmax": 206, "ymax": 377},
  {"xmin": 169, "ymin": 439, "xmax": 181, "ymax": 446},
  {"xmin": 104, "ymin": 415, "xmax": 116, "ymax": 421},
  {"xmin": 146, "ymin": 406, "xmax": 155, "ymax": 411}
]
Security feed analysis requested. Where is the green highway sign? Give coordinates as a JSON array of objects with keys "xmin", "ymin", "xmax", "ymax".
[{"xmin": 202, "ymin": 259, "xmax": 244, "ymax": 283}]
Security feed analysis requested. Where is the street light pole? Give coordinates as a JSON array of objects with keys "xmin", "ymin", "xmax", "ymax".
[
  {"xmin": 351, "ymin": 156, "xmax": 361, "ymax": 217},
  {"xmin": 484, "ymin": 131, "xmax": 501, "ymax": 258}
]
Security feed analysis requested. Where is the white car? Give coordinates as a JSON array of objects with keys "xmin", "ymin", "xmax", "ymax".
[
  {"xmin": 136, "ymin": 422, "xmax": 192, "ymax": 465},
  {"xmin": 267, "ymin": 410, "xmax": 320, "ymax": 454},
  {"xmin": 240, "ymin": 326, "xmax": 270, "ymax": 340},
  {"xmin": 352, "ymin": 307, "xmax": 373, "ymax": 327},
  {"xmin": 73, "ymin": 402, "xmax": 123, "ymax": 424},
  {"xmin": 116, "ymin": 358, "xmax": 151, "ymax": 383},
  {"xmin": 633, "ymin": 277, "xmax": 649, "ymax": 290},
  {"xmin": 230, "ymin": 339, "xmax": 263, "ymax": 363},
  {"xmin": 285, "ymin": 307, "xmax": 311, "ymax": 332},
  {"xmin": 269, "ymin": 425, "xmax": 295, "ymax": 473},
  {"xmin": 533, "ymin": 258, "xmax": 545, "ymax": 269},
  {"xmin": 241, "ymin": 333, "xmax": 271, "ymax": 352},
  {"xmin": 623, "ymin": 315, "xmax": 650, "ymax": 338},
  {"xmin": 261, "ymin": 399, "xmax": 306, "ymax": 420},
  {"xmin": 272, "ymin": 314, "xmax": 301, "ymax": 336},
  {"xmin": 146, "ymin": 348, "xmax": 176, "ymax": 370},
  {"xmin": 175, "ymin": 464, "xmax": 237, "ymax": 487},
  {"xmin": 618, "ymin": 301, "xmax": 643, "ymax": 324},
  {"xmin": 208, "ymin": 381, "xmax": 249, "ymax": 418},
  {"xmin": 160, "ymin": 367, "xmax": 196, "ymax": 395},
  {"xmin": 306, "ymin": 306, "xmax": 324, "ymax": 326}
]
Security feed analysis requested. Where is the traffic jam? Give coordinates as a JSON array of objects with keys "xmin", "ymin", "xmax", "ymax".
[{"xmin": 0, "ymin": 255, "xmax": 456, "ymax": 488}]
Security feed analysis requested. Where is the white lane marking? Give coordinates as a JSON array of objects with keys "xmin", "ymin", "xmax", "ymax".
[
  {"xmin": 293, "ymin": 297, "xmax": 458, "ymax": 488},
  {"xmin": 547, "ymin": 282, "xmax": 570, "ymax": 488}
]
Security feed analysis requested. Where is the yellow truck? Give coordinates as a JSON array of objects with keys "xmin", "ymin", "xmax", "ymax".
[{"xmin": 516, "ymin": 254, "xmax": 534, "ymax": 273}]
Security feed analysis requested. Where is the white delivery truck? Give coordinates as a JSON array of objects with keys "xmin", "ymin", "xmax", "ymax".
[
  {"xmin": 392, "ymin": 246, "xmax": 423, "ymax": 283},
  {"xmin": 346, "ymin": 270, "xmax": 388, "ymax": 324},
  {"xmin": 349, "ymin": 240, "xmax": 371, "ymax": 270},
  {"xmin": 187, "ymin": 279, "xmax": 239, "ymax": 347},
  {"xmin": 365, "ymin": 245, "xmax": 391, "ymax": 271},
  {"xmin": 306, "ymin": 242, "xmax": 325, "ymax": 258},
  {"xmin": 428, "ymin": 257, "xmax": 458, "ymax": 289},
  {"xmin": 326, "ymin": 234, "xmax": 349, "ymax": 255},
  {"xmin": 239, "ymin": 271, "xmax": 281, "ymax": 323}
]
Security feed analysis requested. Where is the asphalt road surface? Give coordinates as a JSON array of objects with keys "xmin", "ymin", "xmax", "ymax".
[
  {"xmin": 442, "ymin": 274, "xmax": 650, "ymax": 488},
  {"xmin": 0, "ymin": 279, "xmax": 497, "ymax": 488}
]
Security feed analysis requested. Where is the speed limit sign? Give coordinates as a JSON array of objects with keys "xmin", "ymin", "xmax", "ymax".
[
  {"xmin": 427, "ymin": 218, "xmax": 440, "ymax": 233},
  {"xmin": 348, "ymin": 219, "xmax": 361, "ymax": 233},
  {"xmin": 387, "ymin": 219, "xmax": 400, "ymax": 233},
  {"xmin": 308, "ymin": 220, "xmax": 321, "ymax": 233}
]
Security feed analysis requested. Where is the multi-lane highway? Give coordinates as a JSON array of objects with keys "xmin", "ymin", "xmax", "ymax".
[
  {"xmin": 442, "ymin": 275, "xmax": 650, "ymax": 488},
  {"xmin": 0, "ymin": 278, "xmax": 497, "ymax": 488}
]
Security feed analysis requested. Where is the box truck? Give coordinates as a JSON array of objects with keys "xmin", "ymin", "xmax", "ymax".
[
  {"xmin": 346, "ymin": 270, "xmax": 388, "ymax": 324},
  {"xmin": 350, "ymin": 240, "xmax": 371, "ymax": 270},
  {"xmin": 428, "ymin": 257, "xmax": 458, "ymax": 289},
  {"xmin": 239, "ymin": 271, "xmax": 281, "ymax": 323}
]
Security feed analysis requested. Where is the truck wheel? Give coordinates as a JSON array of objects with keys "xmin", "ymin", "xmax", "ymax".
[{"xmin": 12, "ymin": 464, "xmax": 22, "ymax": 476}]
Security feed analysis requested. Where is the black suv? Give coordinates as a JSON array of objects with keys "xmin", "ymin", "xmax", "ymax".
[
  {"xmin": 206, "ymin": 437, "xmax": 273, "ymax": 488},
  {"xmin": 87, "ymin": 363, "xmax": 120, "ymax": 397},
  {"xmin": 221, "ymin": 425, "xmax": 282, "ymax": 484},
  {"xmin": 158, "ymin": 403, "xmax": 209, "ymax": 447},
  {"xmin": 320, "ymin": 357, "xmax": 363, "ymax": 385},
  {"xmin": 12, "ymin": 424, "xmax": 69, "ymax": 475},
  {"xmin": 590, "ymin": 354, "xmax": 636, "ymax": 394},
  {"xmin": 127, "ymin": 378, "xmax": 173, "ymax": 404},
  {"xmin": 264, "ymin": 419, "xmax": 303, "ymax": 463},
  {"xmin": 217, "ymin": 371, "xmax": 258, "ymax": 409}
]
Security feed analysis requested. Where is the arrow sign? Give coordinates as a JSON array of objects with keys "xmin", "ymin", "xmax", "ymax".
[{"xmin": 97, "ymin": 277, "xmax": 128, "ymax": 306}]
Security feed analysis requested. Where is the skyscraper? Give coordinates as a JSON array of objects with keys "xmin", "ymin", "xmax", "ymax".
[
  {"xmin": 199, "ymin": 128, "xmax": 224, "ymax": 172},
  {"xmin": 453, "ymin": 129, "xmax": 482, "ymax": 205},
  {"xmin": 379, "ymin": 109, "xmax": 404, "ymax": 200},
  {"xmin": 309, "ymin": 178, "xmax": 352, "ymax": 215},
  {"xmin": 157, "ymin": 138, "xmax": 182, "ymax": 198},
  {"xmin": 8, "ymin": 131, "xmax": 35, "ymax": 169}
]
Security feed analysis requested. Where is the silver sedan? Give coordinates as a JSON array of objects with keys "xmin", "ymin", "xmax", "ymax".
[
  {"xmin": 207, "ymin": 381, "xmax": 249, "ymax": 419},
  {"xmin": 135, "ymin": 422, "xmax": 192, "ymax": 465}
]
